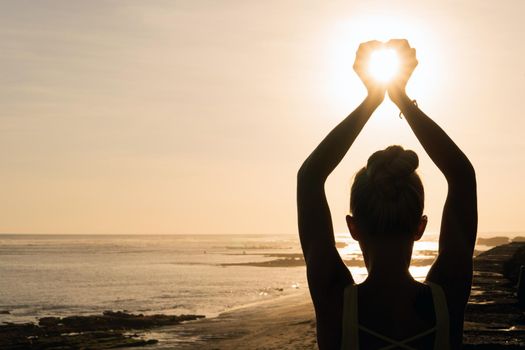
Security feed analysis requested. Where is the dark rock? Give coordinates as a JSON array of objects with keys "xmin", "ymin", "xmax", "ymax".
[
  {"xmin": 477, "ymin": 236, "xmax": 510, "ymax": 246},
  {"xmin": 503, "ymin": 244, "xmax": 525, "ymax": 285},
  {"xmin": 464, "ymin": 242, "xmax": 525, "ymax": 347},
  {"xmin": 0, "ymin": 311, "xmax": 204, "ymax": 349}
]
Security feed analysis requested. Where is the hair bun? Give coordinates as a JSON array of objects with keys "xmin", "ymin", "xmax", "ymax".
[
  {"xmin": 366, "ymin": 145, "xmax": 419, "ymax": 197},
  {"xmin": 350, "ymin": 145, "xmax": 425, "ymax": 236}
]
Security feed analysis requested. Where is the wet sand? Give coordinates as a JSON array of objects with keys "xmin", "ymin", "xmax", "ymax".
[{"xmin": 153, "ymin": 290, "xmax": 317, "ymax": 349}]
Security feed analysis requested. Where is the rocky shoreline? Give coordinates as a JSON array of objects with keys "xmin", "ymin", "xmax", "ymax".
[
  {"xmin": 220, "ymin": 252, "xmax": 436, "ymax": 268},
  {"xmin": 463, "ymin": 242, "xmax": 525, "ymax": 348},
  {"xmin": 1, "ymin": 242, "xmax": 524, "ymax": 349},
  {"xmin": 0, "ymin": 311, "xmax": 204, "ymax": 349}
]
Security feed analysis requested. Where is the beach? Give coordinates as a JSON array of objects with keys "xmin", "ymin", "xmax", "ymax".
[
  {"xmin": 155, "ymin": 290, "xmax": 317, "ymax": 349},
  {"xmin": 1, "ymin": 236, "xmax": 525, "ymax": 349},
  {"xmin": 151, "ymin": 242, "xmax": 525, "ymax": 349},
  {"xmin": 0, "ymin": 233, "xmax": 436, "ymax": 325}
]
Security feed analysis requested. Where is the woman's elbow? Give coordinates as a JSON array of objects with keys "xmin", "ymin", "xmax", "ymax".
[
  {"xmin": 297, "ymin": 162, "xmax": 325, "ymax": 186},
  {"xmin": 462, "ymin": 159, "xmax": 476, "ymax": 184},
  {"xmin": 447, "ymin": 160, "xmax": 476, "ymax": 189},
  {"xmin": 297, "ymin": 159, "xmax": 314, "ymax": 183}
]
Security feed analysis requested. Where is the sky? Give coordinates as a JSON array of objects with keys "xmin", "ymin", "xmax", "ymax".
[{"xmin": 0, "ymin": 0, "xmax": 524, "ymax": 235}]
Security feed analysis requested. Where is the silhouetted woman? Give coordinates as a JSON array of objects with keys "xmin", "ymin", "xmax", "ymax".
[{"xmin": 297, "ymin": 39, "xmax": 477, "ymax": 349}]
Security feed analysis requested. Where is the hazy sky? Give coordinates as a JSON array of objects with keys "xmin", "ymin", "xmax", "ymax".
[{"xmin": 1, "ymin": 0, "xmax": 524, "ymax": 235}]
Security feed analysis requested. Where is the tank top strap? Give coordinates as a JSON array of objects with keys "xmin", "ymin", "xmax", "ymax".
[
  {"xmin": 341, "ymin": 282, "xmax": 450, "ymax": 350},
  {"xmin": 426, "ymin": 281, "xmax": 450, "ymax": 350},
  {"xmin": 341, "ymin": 283, "xmax": 359, "ymax": 350}
]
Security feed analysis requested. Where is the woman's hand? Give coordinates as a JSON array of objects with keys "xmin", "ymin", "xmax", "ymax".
[
  {"xmin": 353, "ymin": 40, "xmax": 386, "ymax": 105},
  {"xmin": 386, "ymin": 39, "xmax": 418, "ymax": 107}
]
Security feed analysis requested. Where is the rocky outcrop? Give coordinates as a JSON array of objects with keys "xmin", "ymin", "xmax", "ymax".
[
  {"xmin": 0, "ymin": 311, "xmax": 205, "ymax": 349},
  {"xmin": 464, "ymin": 242, "xmax": 525, "ymax": 348}
]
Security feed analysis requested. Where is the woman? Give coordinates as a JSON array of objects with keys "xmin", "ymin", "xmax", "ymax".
[{"xmin": 297, "ymin": 39, "xmax": 477, "ymax": 350}]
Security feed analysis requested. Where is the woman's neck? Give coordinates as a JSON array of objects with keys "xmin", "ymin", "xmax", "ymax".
[
  {"xmin": 361, "ymin": 239, "xmax": 416, "ymax": 286},
  {"xmin": 365, "ymin": 262, "xmax": 414, "ymax": 286}
]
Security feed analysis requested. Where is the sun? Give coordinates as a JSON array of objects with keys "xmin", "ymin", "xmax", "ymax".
[
  {"xmin": 321, "ymin": 14, "xmax": 441, "ymax": 118},
  {"xmin": 367, "ymin": 48, "xmax": 399, "ymax": 83}
]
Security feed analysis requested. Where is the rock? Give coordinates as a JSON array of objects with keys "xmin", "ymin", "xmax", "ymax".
[
  {"xmin": 335, "ymin": 241, "xmax": 347, "ymax": 248},
  {"xmin": 503, "ymin": 244, "xmax": 525, "ymax": 285},
  {"xmin": 0, "ymin": 311, "xmax": 205, "ymax": 349},
  {"xmin": 477, "ymin": 236, "xmax": 510, "ymax": 246},
  {"xmin": 464, "ymin": 242, "xmax": 525, "ymax": 348}
]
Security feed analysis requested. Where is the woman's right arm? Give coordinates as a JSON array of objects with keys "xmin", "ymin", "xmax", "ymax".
[
  {"xmin": 388, "ymin": 40, "xmax": 477, "ymax": 305},
  {"xmin": 298, "ymin": 41, "xmax": 386, "ymax": 296}
]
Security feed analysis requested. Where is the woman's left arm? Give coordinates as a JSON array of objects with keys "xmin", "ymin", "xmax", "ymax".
[{"xmin": 297, "ymin": 41, "xmax": 384, "ymax": 297}]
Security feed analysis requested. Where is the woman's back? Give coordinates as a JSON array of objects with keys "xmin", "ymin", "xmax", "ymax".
[{"xmin": 340, "ymin": 281, "xmax": 450, "ymax": 350}]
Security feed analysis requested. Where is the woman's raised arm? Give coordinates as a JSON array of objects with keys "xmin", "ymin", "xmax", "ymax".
[
  {"xmin": 297, "ymin": 41, "xmax": 384, "ymax": 297},
  {"xmin": 387, "ymin": 39, "xmax": 477, "ymax": 314}
]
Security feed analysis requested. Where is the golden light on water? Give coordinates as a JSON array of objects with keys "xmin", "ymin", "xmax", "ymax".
[
  {"xmin": 367, "ymin": 48, "xmax": 399, "ymax": 83},
  {"xmin": 335, "ymin": 235, "xmax": 439, "ymax": 283}
]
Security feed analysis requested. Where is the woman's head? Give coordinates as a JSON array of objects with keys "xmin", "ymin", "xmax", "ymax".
[{"xmin": 349, "ymin": 145, "xmax": 425, "ymax": 239}]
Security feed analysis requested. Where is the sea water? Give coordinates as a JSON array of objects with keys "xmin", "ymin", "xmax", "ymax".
[{"xmin": 0, "ymin": 233, "xmax": 442, "ymax": 324}]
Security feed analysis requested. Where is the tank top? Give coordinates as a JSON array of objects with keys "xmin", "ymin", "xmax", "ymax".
[{"xmin": 340, "ymin": 282, "xmax": 450, "ymax": 350}]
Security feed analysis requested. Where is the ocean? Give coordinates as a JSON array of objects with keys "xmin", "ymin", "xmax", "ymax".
[{"xmin": 0, "ymin": 233, "xmax": 487, "ymax": 324}]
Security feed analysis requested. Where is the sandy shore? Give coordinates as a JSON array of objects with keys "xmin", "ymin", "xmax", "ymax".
[
  {"xmin": 154, "ymin": 242, "xmax": 525, "ymax": 350},
  {"xmin": 152, "ymin": 291, "xmax": 317, "ymax": 349}
]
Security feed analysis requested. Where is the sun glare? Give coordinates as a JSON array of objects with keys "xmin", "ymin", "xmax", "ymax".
[
  {"xmin": 368, "ymin": 48, "xmax": 399, "ymax": 83},
  {"xmin": 323, "ymin": 15, "xmax": 441, "ymax": 115}
]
